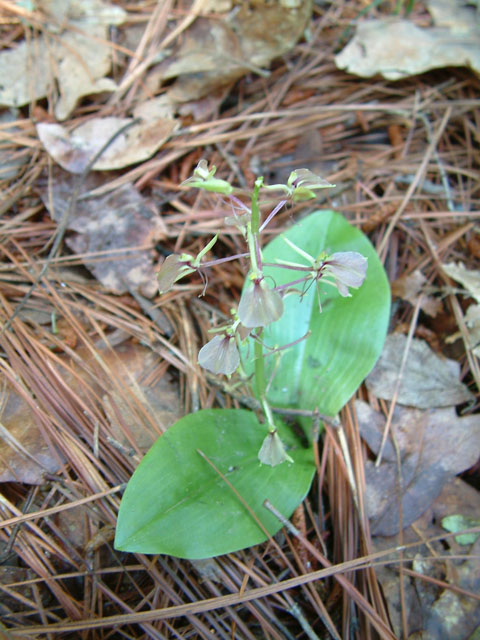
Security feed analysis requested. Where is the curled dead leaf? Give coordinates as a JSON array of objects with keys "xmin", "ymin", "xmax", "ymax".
[
  {"xmin": 37, "ymin": 96, "xmax": 178, "ymax": 173},
  {"xmin": 391, "ymin": 270, "xmax": 442, "ymax": 317}
]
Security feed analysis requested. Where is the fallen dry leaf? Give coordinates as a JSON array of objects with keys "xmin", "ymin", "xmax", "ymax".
[
  {"xmin": 102, "ymin": 342, "xmax": 180, "ymax": 451},
  {"xmin": 391, "ymin": 270, "xmax": 442, "ymax": 317},
  {"xmin": 53, "ymin": 505, "xmax": 91, "ymax": 550},
  {"xmin": 335, "ymin": 0, "xmax": 480, "ymax": 80},
  {"xmin": 366, "ymin": 333, "xmax": 474, "ymax": 408},
  {"xmin": 37, "ymin": 96, "xmax": 178, "ymax": 173},
  {"xmin": 0, "ymin": 379, "xmax": 64, "ymax": 484},
  {"xmin": 0, "ymin": 566, "xmax": 35, "ymax": 610},
  {"xmin": 58, "ymin": 342, "xmax": 180, "ymax": 453},
  {"xmin": 443, "ymin": 262, "xmax": 480, "ymax": 302},
  {"xmin": 371, "ymin": 478, "xmax": 480, "ymax": 639},
  {"xmin": 464, "ymin": 305, "xmax": 480, "ymax": 357},
  {"xmin": 356, "ymin": 400, "xmax": 480, "ymax": 535},
  {"xmin": 443, "ymin": 261, "xmax": 480, "ymax": 356},
  {"xmin": 0, "ymin": 0, "xmax": 125, "ymax": 120},
  {"xmin": 149, "ymin": 1, "xmax": 312, "ymax": 104},
  {"xmin": 0, "ymin": 340, "xmax": 180, "ymax": 484},
  {"xmin": 41, "ymin": 171, "xmax": 164, "ymax": 296}
]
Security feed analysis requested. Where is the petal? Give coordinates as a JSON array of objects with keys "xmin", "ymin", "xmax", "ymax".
[
  {"xmin": 157, "ymin": 254, "xmax": 194, "ymax": 293},
  {"xmin": 182, "ymin": 160, "xmax": 233, "ymax": 194},
  {"xmin": 288, "ymin": 168, "xmax": 334, "ymax": 190},
  {"xmin": 238, "ymin": 279, "xmax": 284, "ymax": 328},
  {"xmin": 198, "ymin": 335, "xmax": 240, "ymax": 375},
  {"xmin": 335, "ymin": 280, "xmax": 351, "ymax": 297},
  {"xmin": 327, "ymin": 252, "xmax": 367, "ymax": 288}
]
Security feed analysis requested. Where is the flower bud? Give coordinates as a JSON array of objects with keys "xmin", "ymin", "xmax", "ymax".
[
  {"xmin": 287, "ymin": 168, "xmax": 334, "ymax": 202},
  {"xmin": 238, "ymin": 278, "xmax": 284, "ymax": 328},
  {"xmin": 182, "ymin": 159, "xmax": 233, "ymax": 195}
]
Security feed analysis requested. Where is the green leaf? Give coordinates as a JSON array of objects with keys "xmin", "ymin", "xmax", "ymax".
[
  {"xmin": 441, "ymin": 514, "xmax": 480, "ymax": 545},
  {"xmin": 246, "ymin": 210, "xmax": 390, "ymax": 415},
  {"xmin": 115, "ymin": 409, "xmax": 315, "ymax": 559}
]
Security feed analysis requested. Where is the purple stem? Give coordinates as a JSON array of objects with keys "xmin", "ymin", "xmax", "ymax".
[
  {"xmin": 274, "ymin": 276, "xmax": 311, "ymax": 291},
  {"xmin": 259, "ymin": 199, "xmax": 287, "ymax": 231},
  {"xmin": 262, "ymin": 262, "xmax": 313, "ymax": 273},
  {"xmin": 263, "ymin": 330, "xmax": 311, "ymax": 356},
  {"xmin": 202, "ymin": 252, "xmax": 249, "ymax": 267},
  {"xmin": 228, "ymin": 195, "xmax": 251, "ymax": 213}
]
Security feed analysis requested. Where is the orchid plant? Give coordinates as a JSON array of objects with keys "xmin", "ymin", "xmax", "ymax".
[
  {"xmin": 115, "ymin": 161, "xmax": 390, "ymax": 559},
  {"xmin": 160, "ymin": 162, "xmax": 366, "ymax": 464}
]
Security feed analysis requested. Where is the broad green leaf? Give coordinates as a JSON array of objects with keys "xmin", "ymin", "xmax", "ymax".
[
  {"xmin": 115, "ymin": 409, "xmax": 315, "ymax": 559},
  {"xmin": 245, "ymin": 210, "xmax": 390, "ymax": 415}
]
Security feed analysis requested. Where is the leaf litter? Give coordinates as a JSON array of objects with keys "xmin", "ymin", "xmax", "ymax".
[
  {"xmin": 37, "ymin": 95, "xmax": 178, "ymax": 172},
  {"xmin": 40, "ymin": 170, "xmax": 164, "ymax": 295},
  {"xmin": 391, "ymin": 269, "xmax": 442, "ymax": 318},
  {"xmin": 0, "ymin": 0, "xmax": 480, "ymax": 637},
  {"xmin": 356, "ymin": 399, "xmax": 480, "ymax": 535},
  {"xmin": 371, "ymin": 478, "xmax": 480, "ymax": 639},
  {"xmin": 0, "ymin": 0, "xmax": 126, "ymax": 120},
  {"xmin": 335, "ymin": 0, "xmax": 480, "ymax": 80},
  {"xmin": 443, "ymin": 261, "xmax": 480, "ymax": 357},
  {"xmin": 366, "ymin": 333, "xmax": 474, "ymax": 409}
]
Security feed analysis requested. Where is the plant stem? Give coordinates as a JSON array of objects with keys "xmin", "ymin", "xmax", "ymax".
[
  {"xmin": 247, "ymin": 177, "xmax": 263, "ymax": 277},
  {"xmin": 249, "ymin": 178, "xmax": 274, "ymax": 428},
  {"xmin": 251, "ymin": 178, "xmax": 267, "ymax": 400},
  {"xmin": 261, "ymin": 395, "xmax": 276, "ymax": 432},
  {"xmin": 254, "ymin": 334, "xmax": 266, "ymax": 399},
  {"xmin": 250, "ymin": 177, "xmax": 263, "ymax": 234}
]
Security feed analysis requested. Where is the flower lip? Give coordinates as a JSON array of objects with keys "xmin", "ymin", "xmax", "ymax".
[
  {"xmin": 258, "ymin": 430, "xmax": 293, "ymax": 466},
  {"xmin": 198, "ymin": 333, "xmax": 240, "ymax": 375},
  {"xmin": 324, "ymin": 251, "xmax": 368, "ymax": 297},
  {"xmin": 238, "ymin": 277, "xmax": 284, "ymax": 328}
]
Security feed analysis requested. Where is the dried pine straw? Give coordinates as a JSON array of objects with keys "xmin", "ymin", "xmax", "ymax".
[{"xmin": 0, "ymin": 0, "xmax": 479, "ymax": 638}]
